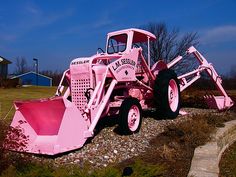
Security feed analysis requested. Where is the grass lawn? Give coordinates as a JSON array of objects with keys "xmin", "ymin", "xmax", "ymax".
[
  {"xmin": 0, "ymin": 86, "xmax": 56, "ymax": 122},
  {"xmin": 220, "ymin": 141, "xmax": 236, "ymax": 177}
]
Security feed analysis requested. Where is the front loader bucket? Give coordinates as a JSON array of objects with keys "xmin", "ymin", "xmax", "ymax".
[{"xmin": 5, "ymin": 97, "xmax": 88, "ymax": 155}]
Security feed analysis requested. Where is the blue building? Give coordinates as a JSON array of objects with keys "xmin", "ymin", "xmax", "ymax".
[{"xmin": 12, "ymin": 71, "xmax": 52, "ymax": 86}]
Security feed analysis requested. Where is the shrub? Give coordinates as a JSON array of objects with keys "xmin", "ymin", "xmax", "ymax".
[
  {"xmin": 0, "ymin": 120, "xmax": 31, "ymax": 175},
  {"xmin": 0, "ymin": 78, "xmax": 20, "ymax": 88}
]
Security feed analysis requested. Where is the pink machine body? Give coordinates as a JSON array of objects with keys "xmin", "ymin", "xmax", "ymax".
[{"xmin": 5, "ymin": 28, "xmax": 234, "ymax": 155}]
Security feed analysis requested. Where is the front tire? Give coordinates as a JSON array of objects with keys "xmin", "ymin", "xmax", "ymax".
[
  {"xmin": 119, "ymin": 97, "xmax": 142, "ymax": 134},
  {"xmin": 154, "ymin": 69, "xmax": 180, "ymax": 119}
]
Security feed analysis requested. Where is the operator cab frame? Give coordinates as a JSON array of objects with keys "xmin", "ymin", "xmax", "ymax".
[{"xmin": 106, "ymin": 28, "xmax": 156, "ymax": 68}]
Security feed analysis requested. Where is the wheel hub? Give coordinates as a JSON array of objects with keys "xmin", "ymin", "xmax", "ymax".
[
  {"xmin": 168, "ymin": 79, "xmax": 179, "ymax": 112},
  {"xmin": 128, "ymin": 105, "xmax": 140, "ymax": 132}
]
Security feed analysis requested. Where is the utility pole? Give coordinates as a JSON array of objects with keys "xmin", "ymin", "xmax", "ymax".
[{"xmin": 33, "ymin": 58, "xmax": 39, "ymax": 86}]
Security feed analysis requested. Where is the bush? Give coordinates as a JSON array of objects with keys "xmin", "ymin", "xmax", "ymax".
[
  {"xmin": 0, "ymin": 78, "xmax": 20, "ymax": 88},
  {"xmin": 177, "ymin": 116, "xmax": 214, "ymax": 148},
  {"xmin": 0, "ymin": 120, "xmax": 31, "ymax": 175},
  {"xmin": 181, "ymin": 89, "xmax": 208, "ymax": 109},
  {"xmin": 0, "ymin": 120, "xmax": 10, "ymax": 173}
]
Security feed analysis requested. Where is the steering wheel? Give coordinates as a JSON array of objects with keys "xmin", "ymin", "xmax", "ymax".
[
  {"xmin": 109, "ymin": 40, "xmax": 116, "ymax": 53},
  {"xmin": 133, "ymin": 44, "xmax": 139, "ymax": 48},
  {"xmin": 97, "ymin": 47, "xmax": 105, "ymax": 53}
]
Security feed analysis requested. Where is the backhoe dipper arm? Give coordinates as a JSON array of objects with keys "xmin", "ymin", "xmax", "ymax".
[
  {"xmin": 187, "ymin": 47, "xmax": 234, "ymax": 110},
  {"xmin": 187, "ymin": 47, "xmax": 227, "ymax": 97},
  {"xmin": 172, "ymin": 46, "xmax": 234, "ymax": 110}
]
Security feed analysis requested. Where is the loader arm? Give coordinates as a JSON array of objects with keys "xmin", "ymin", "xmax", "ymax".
[{"xmin": 139, "ymin": 51, "xmax": 155, "ymax": 82}]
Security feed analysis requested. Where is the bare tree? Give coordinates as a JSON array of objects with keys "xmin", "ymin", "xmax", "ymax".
[
  {"xmin": 141, "ymin": 23, "xmax": 199, "ymax": 73},
  {"xmin": 40, "ymin": 70, "xmax": 63, "ymax": 86},
  {"xmin": 15, "ymin": 57, "xmax": 30, "ymax": 74},
  {"xmin": 140, "ymin": 22, "xmax": 199, "ymax": 63}
]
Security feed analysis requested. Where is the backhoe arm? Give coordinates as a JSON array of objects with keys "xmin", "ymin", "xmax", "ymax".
[{"xmin": 169, "ymin": 46, "xmax": 234, "ymax": 110}]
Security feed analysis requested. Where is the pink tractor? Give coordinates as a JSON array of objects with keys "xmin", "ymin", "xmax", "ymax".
[{"xmin": 6, "ymin": 28, "xmax": 234, "ymax": 155}]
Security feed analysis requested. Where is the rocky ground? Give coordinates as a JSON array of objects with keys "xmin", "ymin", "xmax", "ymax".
[{"xmin": 32, "ymin": 108, "xmax": 217, "ymax": 169}]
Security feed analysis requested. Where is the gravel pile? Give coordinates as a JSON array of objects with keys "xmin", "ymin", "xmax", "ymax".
[{"xmin": 36, "ymin": 108, "xmax": 217, "ymax": 168}]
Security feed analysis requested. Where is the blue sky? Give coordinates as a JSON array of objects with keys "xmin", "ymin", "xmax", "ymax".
[{"xmin": 0, "ymin": 0, "xmax": 236, "ymax": 74}]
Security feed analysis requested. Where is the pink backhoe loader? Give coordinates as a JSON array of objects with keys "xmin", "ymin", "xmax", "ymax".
[{"xmin": 5, "ymin": 28, "xmax": 234, "ymax": 155}]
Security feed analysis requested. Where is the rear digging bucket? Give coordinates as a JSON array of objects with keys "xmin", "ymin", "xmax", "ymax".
[{"xmin": 204, "ymin": 95, "xmax": 234, "ymax": 111}]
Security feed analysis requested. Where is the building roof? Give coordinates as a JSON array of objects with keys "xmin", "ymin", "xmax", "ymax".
[
  {"xmin": 12, "ymin": 71, "xmax": 52, "ymax": 80},
  {"xmin": 0, "ymin": 56, "xmax": 12, "ymax": 64}
]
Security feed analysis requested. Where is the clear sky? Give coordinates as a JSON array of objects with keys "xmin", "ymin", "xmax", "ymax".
[{"xmin": 0, "ymin": 0, "xmax": 236, "ymax": 75}]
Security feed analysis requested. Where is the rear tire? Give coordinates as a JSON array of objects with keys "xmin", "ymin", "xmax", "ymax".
[
  {"xmin": 119, "ymin": 97, "xmax": 142, "ymax": 134},
  {"xmin": 154, "ymin": 69, "xmax": 180, "ymax": 119}
]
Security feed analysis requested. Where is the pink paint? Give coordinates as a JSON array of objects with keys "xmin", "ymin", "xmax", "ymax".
[
  {"xmin": 5, "ymin": 28, "xmax": 234, "ymax": 155},
  {"xmin": 8, "ymin": 97, "xmax": 87, "ymax": 155}
]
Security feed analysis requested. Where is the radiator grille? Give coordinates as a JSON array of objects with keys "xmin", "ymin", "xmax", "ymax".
[{"xmin": 71, "ymin": 78, "xmax": 91, "ymax": 110}]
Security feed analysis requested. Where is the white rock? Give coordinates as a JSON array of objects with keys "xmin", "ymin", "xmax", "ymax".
[
  {"xmin": 104, "ymin": 155, "xmax": 109, "ymax": 159},
  {"xmin": 74, "ymin": 159, "xmax": 80, "ymax": 163}
]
